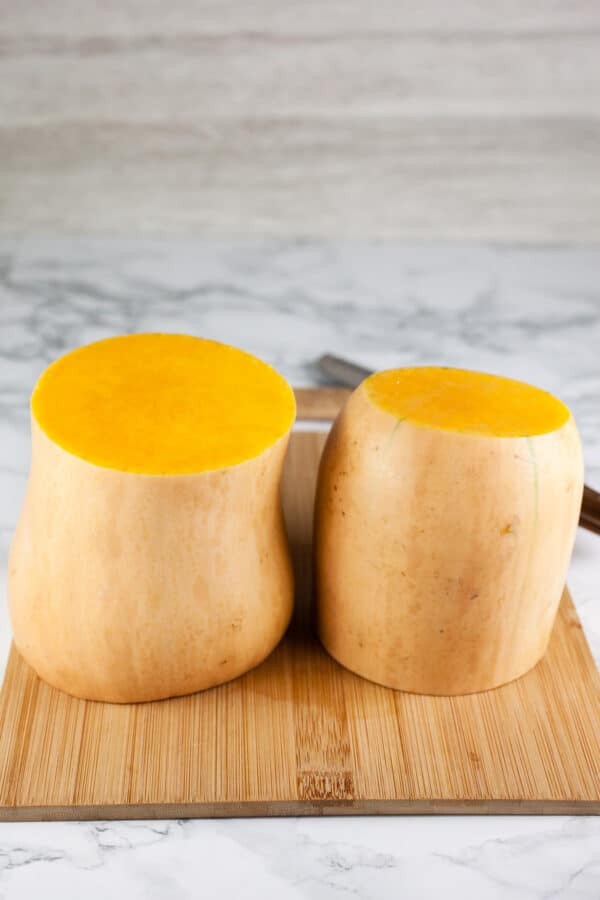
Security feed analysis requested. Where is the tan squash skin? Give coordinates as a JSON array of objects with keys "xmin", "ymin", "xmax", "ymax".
[
  {"xmin": 9, "ymin": 419, "xmax": 294, "ymax": 703},
  {"xmin": 315, "ymin": 384, "xmax": 583, "ymax": 695}
]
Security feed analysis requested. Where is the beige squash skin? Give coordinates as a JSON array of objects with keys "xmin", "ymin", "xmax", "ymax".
[
  {"xmin": 9, "ymin": 419, "xmax": 294, "ymax": 703},
  {"xmin": 315, "ymin": 385, "xmax": 583, "ymax": 695}
]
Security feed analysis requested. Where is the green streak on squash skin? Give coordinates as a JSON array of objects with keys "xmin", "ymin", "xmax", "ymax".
[
  {"xmin": 526, "ymin": 436, "xmax": 539, "ymax": 529},
  {"xmin": 519, "ymin": 436, "xmax": 540, "ymax": 616},
  {"xmin": 384, "ymin": 418, "xmax": 405, "ymax": 453},
  {"xmin": 505, "ymin": 436, "xmax": 541, "ymax": 654}
]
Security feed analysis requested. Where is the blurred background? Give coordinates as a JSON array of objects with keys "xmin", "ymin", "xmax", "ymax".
[
  {"xmin": 1, "ymin": 4, "xmax": 600, "ymax": 898},
  {"xmin": 2, "ymin": 0, "xmax": 600, "ymax": 241}
]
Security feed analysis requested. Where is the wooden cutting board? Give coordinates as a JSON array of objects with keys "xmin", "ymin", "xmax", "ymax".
[{"xmin": 1, "ymin": 389, "xmax": 599, "ymax": 820}]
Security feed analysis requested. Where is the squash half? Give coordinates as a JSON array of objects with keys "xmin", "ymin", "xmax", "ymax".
[
  {"xmin": 9, "ymin": 334, "xmax": 296, "ymax": 702},
  {"xmin": 315, "ymin": 366, "xmax": 583, "ymax": 695}
]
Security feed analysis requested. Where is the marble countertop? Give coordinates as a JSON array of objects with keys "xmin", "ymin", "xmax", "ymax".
[{"xmin": 1, "ymin": 238, "xmax": 599, "ymax": 898}]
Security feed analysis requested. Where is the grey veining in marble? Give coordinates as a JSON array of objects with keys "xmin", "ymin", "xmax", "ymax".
[
  {"xmin": 0, "ymin": 816, "xmax": 599, "ymax": 899},
  {"xmin": 0, "ymin": 238, "xmax": 599, "ymax": 898}
]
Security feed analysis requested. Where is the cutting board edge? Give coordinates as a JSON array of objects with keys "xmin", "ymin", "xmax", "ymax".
[{"xmin": 1, "ymin": 798, "xmax": 600, "ymax": 822}]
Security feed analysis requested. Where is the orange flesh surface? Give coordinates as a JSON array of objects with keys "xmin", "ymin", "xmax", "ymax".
[
  {"xmin": 32, "ymin": 334, "xmax": 296, "ymax": 474},
  {"xmin": 364, "ymin": 366, "xmax": 570, "ymax": 437}
]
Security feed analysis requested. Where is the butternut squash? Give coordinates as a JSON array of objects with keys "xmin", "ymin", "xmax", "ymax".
[
  {"xmin": 9, "ymin": 334, "xmax": 296, "ymax": 702},
  {"xmin": 315, "ymin": 366, "xmax": 583, "ymax": 695}
]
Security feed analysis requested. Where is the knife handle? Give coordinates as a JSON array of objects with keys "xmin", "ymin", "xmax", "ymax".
[{"xmin": 580, "ymin": 485, "xmax": 600, "ymax": 536}]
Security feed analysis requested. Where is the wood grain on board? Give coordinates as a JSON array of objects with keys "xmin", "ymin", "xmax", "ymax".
[
  {"xmin": 2, "ymin": 1, "xmax": 600, "ymax": 240},
  {"xmin": 294, "ymin": 387, "xmax": 350, "ymax": 420},
  {"xmin": 0, "ymin": 427, "xmax": 599, "ymax": 820}
]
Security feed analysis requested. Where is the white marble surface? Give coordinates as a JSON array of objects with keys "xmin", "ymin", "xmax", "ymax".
[{"xmin": 1, "ymin": 238, "xmax": 599, "ymax": 898}]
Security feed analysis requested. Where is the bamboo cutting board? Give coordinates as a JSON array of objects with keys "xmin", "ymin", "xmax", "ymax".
[{"xmin": 0, "ymin": 390, "xmax": 599, "ymax": 819}]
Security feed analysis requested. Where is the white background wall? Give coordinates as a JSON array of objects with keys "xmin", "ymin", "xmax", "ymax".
[{"xmin": 2, "ymin": 0, "xmax": 600, "ymax": 241}]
